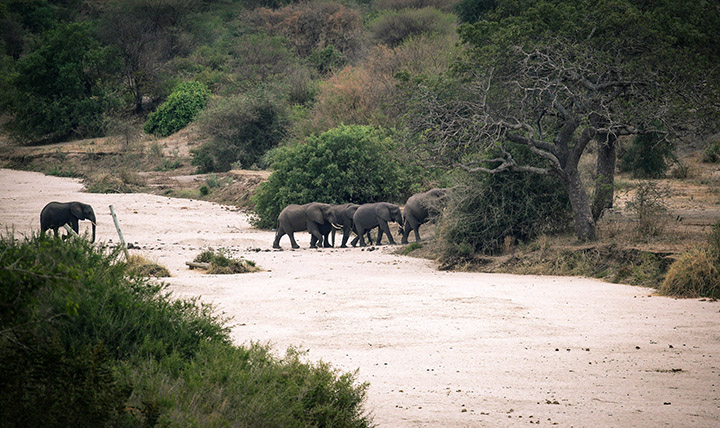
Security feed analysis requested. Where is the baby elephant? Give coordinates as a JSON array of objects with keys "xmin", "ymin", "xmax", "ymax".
[
  {"xmin": 352, "ymin": 202, "xmax": 403, "ymax": 246},
  {"xmin": 41, "ymin": 201, "xmax": 97, "ymax": 242}
]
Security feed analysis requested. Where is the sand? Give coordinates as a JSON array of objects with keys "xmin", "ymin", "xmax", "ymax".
[{"xmin": 1, "ymin": 168, "xmax": 718, "ymax": 427}]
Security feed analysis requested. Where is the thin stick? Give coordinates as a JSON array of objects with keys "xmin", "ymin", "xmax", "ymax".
[{"xmin": 109, "ymin": 205, "xmax": 130, "ymax": 260}]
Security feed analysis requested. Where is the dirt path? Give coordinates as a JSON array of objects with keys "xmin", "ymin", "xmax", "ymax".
[{"xmin": 1, "ymin": 168, "xmax": 719, "ymax": 427}]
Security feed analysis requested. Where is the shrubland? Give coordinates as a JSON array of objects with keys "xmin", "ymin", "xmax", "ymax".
[{"xmin": 0, "ymin": 234, "xmax": 371, "ymax": 427}]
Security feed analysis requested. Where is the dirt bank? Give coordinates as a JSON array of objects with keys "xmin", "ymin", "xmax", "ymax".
[{"xmin": 1, "ymin": 168, "xmax": 718, "ymax": 427}]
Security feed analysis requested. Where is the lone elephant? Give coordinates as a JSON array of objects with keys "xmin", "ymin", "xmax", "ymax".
[
  {"xmin": 273, "ymin": 203, "xmax": 339, "ymax": 249},
  {"xmin": 40, "ymin": 201, "xmax": 97, "ymax": 242},
  {"xmin": 352, "ymin": 202, "xmax": 403, "ymax": 247},
  {"xmin": 402, "ymin": 188, "xmax": 448, "ymax": 244}
]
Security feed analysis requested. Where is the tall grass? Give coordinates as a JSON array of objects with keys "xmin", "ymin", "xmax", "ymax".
[{"xmin": 0, "ymin": 234, "xmax": 371, "ymax": 427}]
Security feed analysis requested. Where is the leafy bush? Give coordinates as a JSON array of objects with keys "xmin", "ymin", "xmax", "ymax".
[
  {"xmin": 144, "ymin": 81, "xmax": 210, "ymax": 137},
  {"xmin": 193, "ymin": 249, "xmax": 260, "ymax": 274},
  {"xmin": 0, "ymin": 233, "xmax": 371, "ymax": 427},
  {"xmin": 252, "ymin": 125, "xmax": 420, "ymax": 229},
  {"xmin": 618, "ymin": 131, "xmax": 675, "ymax": 178},
  {"xmin": 192, "ymin": 92, "xmax": 287, "ymax": 172},
  {"xmin": 5, "ymin": 22, "xmax": 120, "ymax": 143},
  {"xmin": 437, "ymin": 145, "xmax": 572, "ymax": 260},
  {"xmin": 702, "ymin": 139, "xmax": 720, "ymax": 163},
  {"xmin": 370, "ymin": 7, "xmax": 455, "ymax": 47}
]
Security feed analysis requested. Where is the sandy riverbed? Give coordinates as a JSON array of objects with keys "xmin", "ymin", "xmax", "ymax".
[{"xmin": 1, "ymin": 168, "xmax": 718, "ymax": 427}]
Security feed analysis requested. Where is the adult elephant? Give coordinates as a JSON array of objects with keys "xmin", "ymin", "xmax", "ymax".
[
  {"xmin": 402, "ymin": 188, "xmax": 448, "ymax": 244},
  {"xmin": 328, "ymin": 203, "xmax": 360, "ymax": 248},
  {"xmin": 352, "ymin": 202, "xmax": 403, "ymax": 247},
  {"xmin": 273, "ymin": 203, "xmax": 339, "ymax": 249},
  {"xmin": 40, "ymin": 201, "xmax": 96, "ymax": 242}
]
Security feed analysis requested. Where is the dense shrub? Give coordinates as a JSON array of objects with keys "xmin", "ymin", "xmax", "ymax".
[
  {"xmin": 0, "ymin": 234, "xmax": 371, "ymax": 427},
  {"xmin": 618, "ymin": 131, "xmax": 676, "ymax": 178},
  {"xmin": 5, "ymin": 22, "xmax": 120, "ymax": 143},
  {"xmin": 144, "ymin": 81, "xmax": 210, "ymax": 137},
  {"xmin": 660, "ymin": 249, "xmax": 720, "ymax": 298},
  {"xmin": 252, "ymin": 125, "xmax": 422, "ymax": 229},
  {"xmin": 370, "ymin": 7, "xmax": 455, "ymax": 47},
  {"xmin": 702, "ymin": 139, "xmax": 720, "ymax": 163},
  {"xmin": 438, "ymin": 145, "xmax": 572, "ymax": 260},
  {"xmin": 192, "ymin": 91, "xmax": 288, "ymax": 172}
]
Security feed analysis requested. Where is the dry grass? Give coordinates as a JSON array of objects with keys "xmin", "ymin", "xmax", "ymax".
[{"xmin": 125, "ymin": 254, "xmax": 171, "ymax": 277}]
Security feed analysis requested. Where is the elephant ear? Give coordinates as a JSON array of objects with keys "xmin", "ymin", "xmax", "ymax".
[
  {"xmin": 307, "ymin": 205, "xmax": 324, "ymax": 224},
  {"xmin": 377, "ymin": 205, "xmax": 392, "ymax": 221},
  {"xmin": 70, "ymin": 202, "xmax": 83, "ymax": 219}
]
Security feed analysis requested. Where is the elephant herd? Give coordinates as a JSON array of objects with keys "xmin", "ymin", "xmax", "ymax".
[
  {"xmin": 272, "ymin": 188, "xmax": 448, "ymax": 249},
  {"xmin": 37, "ymin": 188, "xmax": 448, "ymax": 250}
]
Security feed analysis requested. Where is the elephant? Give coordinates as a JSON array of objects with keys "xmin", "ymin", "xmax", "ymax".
[
  {"xmin": 273, "ymin": 203, "xmax": 339, "ymax": 249},
  {"xmin": 402, "ymin": 188, "xmax": 448, "ymax": 244},
  {"xmin": 40, "ymin": 201, "xmax": 96, "ymax": 242},
  {"xmin": 352, "ymin": 202, "xmax": 403, "ymax": 247},
  {"xmin": 327, "ymin": 203, "xmax": 360, "ymax": 248}
]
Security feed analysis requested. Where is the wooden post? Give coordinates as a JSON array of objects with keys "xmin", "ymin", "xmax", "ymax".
[
  {"xmin": 62, "ymin": 223, "xmax": 79, "ymax": 238},
  {"xmin": 109, "ymin": 205, "xmax": 130, "ymax": 260}
]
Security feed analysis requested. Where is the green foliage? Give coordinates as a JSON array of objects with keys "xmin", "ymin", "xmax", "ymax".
[
  {"xmin": 308, "ymin": 45, "xmax": 346, "ymax": 75},
  {"xmin": 144, "ymin": 81, "xmax": 210, "ymax": 137},
  {"xmin": 192, "ymin": 91, "xmax": 288, "ymax": 172},
  {"xmin": 193, "ymin": 248, "xmax": 260, "ymax": 274},
  {"xmin": 438, "ymin": 145, "xmax": 572, "ymax": 260},
  {"xmin": 619, "ymin": 132, "xmax": 676, "ymax": 178},
  {"xmin": 0, "ymin": 234, "xmax": 371, "ymax": 427},
  {"xmin": 370, "ymin": 7, "xmax": 455, "ymax": 47},
  {"xmin": 702, "ymin": 139, "xmax": 720, "ymax": 163},
  {"xmin": 5, "ymin": 22, "xmax": 121, "ymax": 143},
  {"xmin": 252, "ymin": 125, "xmax": 422, "ymax": 229}
]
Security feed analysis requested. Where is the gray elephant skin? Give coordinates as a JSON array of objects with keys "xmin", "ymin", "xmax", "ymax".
[
  {"xmin": 352, "ymin": 202, "xmax": 403, "ymax": 246},
  {"xmin": 273, "ymin": 203, "xmax": 339, "ymax": 249},
  {"xmin": 40, "ymin": 201, "xmax": 96, "ymax": 242},
  {"xmin": 326, "ymin": 203, "xmax": 360, "ymax": 248},
  {"xmin": 402, "ymin": 188, "xmax": 448, "ymax": 244}
]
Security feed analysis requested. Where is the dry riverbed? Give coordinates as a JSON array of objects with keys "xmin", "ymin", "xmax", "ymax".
[{"xmin": 1, "ymin": 168, "xmax": 719, "ymax": 427}]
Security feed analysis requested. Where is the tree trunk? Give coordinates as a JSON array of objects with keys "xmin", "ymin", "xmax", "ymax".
[
  {"xmin": 565, "ymin": 169, "xmax": 596, "ymax": 241},
  {"xmin": 592, "ymin": 134, "xmax": 617, "ymax": 221}
]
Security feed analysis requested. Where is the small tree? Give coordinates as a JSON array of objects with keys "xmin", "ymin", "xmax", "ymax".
[
  {"xmin": 192, "ymin": 91, "xmax": 287, "ymax": 172},
  {"xmin": 252, "ymin": 125, "xmax": 417, "ymax": 229},
  {"xmin": 5, "ymin": 22, "xmax": 120, "ymax": 143},
  {"xmin": 144, "ymin": 81, "xmax": 210, "ymax": 137}
]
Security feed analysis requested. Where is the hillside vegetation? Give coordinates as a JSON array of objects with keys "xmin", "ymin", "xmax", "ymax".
[{"xmin": 1, "ymin": 0, "xmax": 719, "ymax": 290}]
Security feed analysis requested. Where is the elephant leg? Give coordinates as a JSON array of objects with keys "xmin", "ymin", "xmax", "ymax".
[
  {"xmin": 341, "ymin": 225, "xmax": 352, "ymax": 248},
  {"xmin": 356, "ymin": 226, "xmax": 367, "ymax": 247},
  {"xmin": 414, "ymin": 224, "xmax": 422, "ymax": 242},
  {"xmin": 273, "ymin": 227, "xmax": 286, "ymax": 248},
  {"xmin": 323, "ymin": 230, "xmax": 332, "ymax": 248},
  {"xmin": 401, "ymin": 220, "xmax": 411, "ymax": 244},
  {"xmin": 307, "ymin": 223, "xmax": 323, "ymax": 248},
  {"xmin": 287, "ymin": 232, "xmax": 300, "ymax": 249},
  {"xmin": 379, "ymin": 221, "xmax": 396, "ymax": 245},
  {"xmin": 375, "ymin": 227, "xmax": 384, "ymax": 245}
]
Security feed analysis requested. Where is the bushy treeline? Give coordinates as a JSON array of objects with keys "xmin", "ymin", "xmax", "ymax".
[{"xmin": 0, "ymin": 234, "xmax": 371, "ymax": 428}]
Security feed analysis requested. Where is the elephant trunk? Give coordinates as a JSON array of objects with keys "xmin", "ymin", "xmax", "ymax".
[{"xmin": 88, "ymin": 212, "xmax": 97, "ymax": 243}]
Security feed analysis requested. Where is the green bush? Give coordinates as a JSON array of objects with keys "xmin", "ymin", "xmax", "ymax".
[
  {"xmin": 144, "ymin": 81, "xmax": 210, "ymax": 137},
  {"xmin": 0, "ymin": 234, "xmax": 371, "ymax": 427},
  {"xmin": 438, "ymin": 145, "xmax": 572, "ymax": 260},
  {"xmin": 5, "ymin": 22, "xmax": 121, "ymax": 143},
  {"xmin": 252, "ymin": 125, "xmax": 422, "ymax": 229},
  {"xmin": 370, "ymin": 7, "xmax": 455, "ymax": 47},
  {"xmin": 192, "ymin": 92, "xmax": 287, "ymax": 172},
  {"xmin": 618, "ymin": 131, "xmax": 675, "ymax": 178},
  {"xmin": 702, "ymin": 139, "xmax": 720, "ymax": 163}
]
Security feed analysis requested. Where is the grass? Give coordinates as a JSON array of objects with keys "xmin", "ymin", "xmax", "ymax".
[
  {"xmin": 0, "ymin": 233, "xmax": 371, "ymax": 428},
  {"xmin": 193, "ymin": 248, "xmax": 261, "ymax": 274},
  {"xmin": 125, "ymin": 254, "xmax": 171, "ymax": 277}
]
